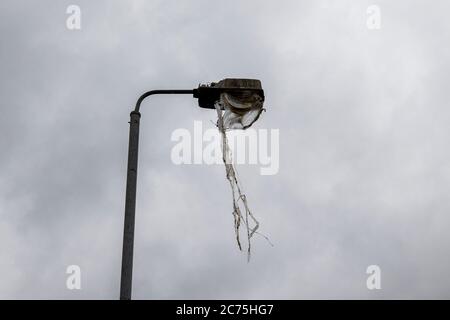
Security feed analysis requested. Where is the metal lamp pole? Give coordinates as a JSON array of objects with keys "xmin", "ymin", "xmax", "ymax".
[
  {"xmin": 120, "ymin": 79, "xmax": 264, "ymax": 300},
  {"xmin": 120, "ymin": 90, "xmax": 194, "ymax": 300}
]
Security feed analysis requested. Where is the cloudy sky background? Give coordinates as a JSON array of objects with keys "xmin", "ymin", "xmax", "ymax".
[{"xmin": 1, "ymin": 0, "xmax": 450, "ymax": 299}]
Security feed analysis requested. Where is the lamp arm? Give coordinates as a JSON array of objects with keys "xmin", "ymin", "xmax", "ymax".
[{"xmin": 134, "ymin": 89, "xmax": 195, "ymax": 113}]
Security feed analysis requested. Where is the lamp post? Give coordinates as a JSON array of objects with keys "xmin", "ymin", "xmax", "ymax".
[{"xmin": 119, "ymin": 79, "xmax": 264, "ymax": 300}]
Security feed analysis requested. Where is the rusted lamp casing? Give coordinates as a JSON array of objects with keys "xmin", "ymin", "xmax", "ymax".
[{"xmin": 194, "ymin": 78, "xmax": 265, "ymax": 109}]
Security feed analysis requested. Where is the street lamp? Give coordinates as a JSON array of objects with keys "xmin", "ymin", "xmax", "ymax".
[{"xmin": 120, "ymin": 78, "xmax": 264, "ymax": 300}]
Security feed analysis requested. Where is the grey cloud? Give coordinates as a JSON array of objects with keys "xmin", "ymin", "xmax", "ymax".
[{"xmin": 1, "ymin": 0, "xmax": 450, "ymax": 299}]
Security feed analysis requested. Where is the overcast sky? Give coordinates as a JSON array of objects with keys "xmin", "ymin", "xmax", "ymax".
[{"xmin": 1, "ymin": 0, "xmax": 450, "ymax": 299}]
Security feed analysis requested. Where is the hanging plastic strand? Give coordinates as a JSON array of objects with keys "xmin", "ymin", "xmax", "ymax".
[{"xmin": 215, "ymin": 100, "xmax": 260, "ymax": 261}]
